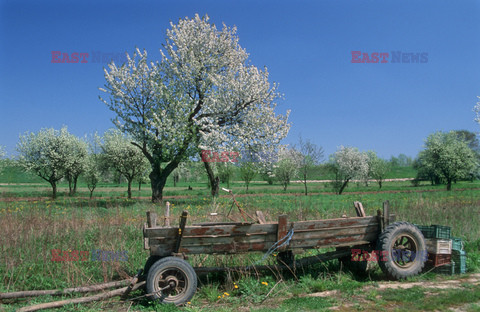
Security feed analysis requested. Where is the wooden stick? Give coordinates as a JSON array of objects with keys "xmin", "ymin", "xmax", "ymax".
[
  {"xmin": 165, "ymin": 202, "xmax": 170, "ymax": 227},
  {"xmin": 17, "ymin": 281, "xmax": 145, "ymax": 312},
  {"xmin": 174, "ymin": 210, "xmax": 188, "ymax": 253},
  {"xmin": 0, "ymin": 279, "xmax": 130, "ymax": 300}
]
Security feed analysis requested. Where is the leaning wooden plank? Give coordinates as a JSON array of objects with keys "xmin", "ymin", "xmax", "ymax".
[
  {"xmin": 17, "ymin": 281, "xmax": 145, "ymax": 312},
  {"xmin": 0, "ymin": 279, "xmax": 130, "ymax": 300}
]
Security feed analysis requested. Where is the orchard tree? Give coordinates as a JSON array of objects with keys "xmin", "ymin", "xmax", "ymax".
[
  {"xmin": 297, "ymin": 136, "xmax": 324, "ymax": 195},
  {"xmin": 218, "ymin": 162, "xmax": 235, "ymax": 188},
  {"xmin": 331, "ymin": 146, "xmax": 369, "ymax": 195},
  {"xmin": 367, "ymin": 151, "xmax": 390, "ymax": 189},
  {"xmin": 416, "ymin": 131, "xmax": 478, "ymax": 191},
  {"xmin": 102, "ymin": 129, "xmax": 149, "ymax": 199},
  {"xmin": 239, "ymin": 161, "xmax": 256, "ymax": 191},
  {"xmin": 17, "ymin": 127, "xmax": 76, "ymax": 199},
  {"xmin": 83, "ymin": 133, "xmax": 103, "ymax": 199},
  {"xmin": 275, "ymin": 146, "xmax": 302, "ymax": 191},
  {"xmin": 64, "ymin": 136, "xmax": 88, "ymax": 195},
  {"xmin": 100, "ymin": 14, "xmax": 289, "ymax": 202}
]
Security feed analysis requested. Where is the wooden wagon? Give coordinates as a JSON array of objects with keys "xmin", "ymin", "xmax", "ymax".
[{"xmin": 142, "ymin": 201, "xmax": 427, "ymax": 305}]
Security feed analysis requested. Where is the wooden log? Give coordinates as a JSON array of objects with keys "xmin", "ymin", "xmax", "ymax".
[
  {"xmin": 17, "ymin": 281, "xmax": 145, "ymax": 312},
  {"xmin": 0, "ymin": 279, "xmax": 130, "ymax": 300},
  {"xmin": 121, "ymin": 269, "xmax": 142, "ymax": 300}
]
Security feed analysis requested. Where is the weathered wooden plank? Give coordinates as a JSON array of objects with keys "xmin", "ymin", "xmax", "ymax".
[
  {"xmin": 179, "ymin": 241, "xmax": 270, "ymax": 254},
  {"xmin": 150, "ymin": 233, "xmax": 277, "ymax": 249},
  {"xmin": 256, "ymin": 211, "xmax": 266, "ymax": 224},
  {"xmin": 146, "ymin": 211, "xmax": 157, "ymax": 228},
  {"xmin": 292, "ymin": 216, "xmax": 378, "ymax": 232},
  {"xmin": 289, "ymin": 232, "xmax": 378, "ymax": 249},
  {"xmin": 277, "ymin": 215, "xmax": 288, "ymax": 251},
  {"xmin": 144, "ymin": 223, "xmax": 277, "ymax": 238},
  {"xmin": 291, "ymin": 225, "xmax": 379, "ymax": 241}
]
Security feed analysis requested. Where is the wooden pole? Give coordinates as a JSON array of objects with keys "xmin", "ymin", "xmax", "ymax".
[
  {"xmin": 17, "ymin": 281, "xmax": 145, "ymax": 312},
  {"xmin": 165, "ymin": 201, "xmax": 170, "ymax": 227},
  {"xmin": 0, "ymin": 279, "xmax": 130, "ymax": 300}
]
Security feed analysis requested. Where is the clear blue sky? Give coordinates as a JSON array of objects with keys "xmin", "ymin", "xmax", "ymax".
[{"xmin": 1, "ymin": 0, "xmax": 479, "ymax": 159}]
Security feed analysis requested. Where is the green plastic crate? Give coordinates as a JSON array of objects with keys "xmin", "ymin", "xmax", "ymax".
[
  {"xmin": 451, "ymin": 237, "xmax": 464, "ymax": 251},
  {"xmin": 415, "ymin": 224, "xmax": 434, "ymax": 238},
  {"xmin": 433, "ymin": 262, "xmax": 455, "ymax": 275},
  {"xmin": 432, "ymin": 225, "xmax": 451, "ymax": 239},
  {"xmin": 414, "ymin": 224, "xmax": 451, "ymax": 239},
  {"xmin": 452, "ymin": 250, "xmax": 467, "ymax": 274}
]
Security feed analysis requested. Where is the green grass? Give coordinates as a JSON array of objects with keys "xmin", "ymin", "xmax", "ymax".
[{"xmin": 1, "ymin": 167, "xmax": 480, "ymax": 311}]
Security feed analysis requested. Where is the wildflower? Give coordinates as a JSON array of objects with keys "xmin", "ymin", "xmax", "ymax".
[
  {"xmin": 224, "ymin": 292, "xmax": 229, "ymax": 296},
  {"xmin": 261, "ymin": 281, "xmax": 268, "ymax": 286}
]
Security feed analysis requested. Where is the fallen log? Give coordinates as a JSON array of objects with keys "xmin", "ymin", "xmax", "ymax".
[
  {"xmin": 17, "ymin": 281, "xmax": 145, "ymax": 312},
  {"xmin": 0, "ymin": 279, "xmax": 131, "ymax": 300}
]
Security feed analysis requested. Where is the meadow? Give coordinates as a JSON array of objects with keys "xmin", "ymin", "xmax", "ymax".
[{"xmin": 1, "ymin": 165, "xmax": 480, "ymax": 311}]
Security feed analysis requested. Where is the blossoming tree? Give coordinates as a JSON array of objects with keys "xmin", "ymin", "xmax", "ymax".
[{"xmin": 100, "ymin": 14, "xmax": 290, "ymax": 202}]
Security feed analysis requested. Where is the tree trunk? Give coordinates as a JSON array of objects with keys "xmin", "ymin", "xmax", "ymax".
[
  {"xmin": 73, "ymin": 176, "xmax": 78, "ymax": 194},
  {"xmin": 338, "ymin": 179, "xmax": 350, "ymax": 195},
  {"xmin": 149, "ymin": 160, "xmax": 179, "ymax": 203},
  {"xmin": 127, "ymin": 179, "xmax": 132, "ymax": 199},
  {"xmin": 446, "ymin": 179, "xmax": 452, "ymax": 191},
  {"xmin": 303, "ymin": 172, "xmax": 308, "ymax": 196},
  {"xmin": 378, "ymin": 180, "xmax": 382, "ymax": 189},
  {"xmin": 204, "ymin": 162, "xmax": 219, "ymax": 197},
  {"xmin": 50, "ymin": 181, "xmax": 57, "ymax": 199}
]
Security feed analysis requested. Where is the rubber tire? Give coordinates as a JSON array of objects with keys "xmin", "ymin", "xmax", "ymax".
[
  {"xmin": 146, "ymin": 256, "xmax": 197, "ymax": 305},
  {"xmin": 143, "ymin": 256, "xmax": 162, "ymax": 277},
  {"xmin": 377, "ymin": 222, "xmax": 426, "ymax": 280}
]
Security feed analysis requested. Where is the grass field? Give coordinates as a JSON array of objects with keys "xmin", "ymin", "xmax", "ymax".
[{"xmin": 1, "ymin": 165, "xmax": 480, "ymax": 311}]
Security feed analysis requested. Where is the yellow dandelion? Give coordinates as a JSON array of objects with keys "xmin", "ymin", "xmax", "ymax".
[
  {"xmin": 261, "ymin": 281, "xmax": 268, "ymax": 286},
  {"xmin": 224, "ymin": 292, "xmax": 229, "ymax": 296}
]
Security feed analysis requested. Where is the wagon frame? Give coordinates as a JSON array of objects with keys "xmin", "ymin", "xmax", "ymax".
[{"xmin": 142, "ymin": 201, "xmax": 427, "ymax": 305}]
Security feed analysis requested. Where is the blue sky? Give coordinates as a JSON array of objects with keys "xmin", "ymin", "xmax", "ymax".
[{"xmin": 1, "ymin": 0, "xmax": 479, "ymax": 159}]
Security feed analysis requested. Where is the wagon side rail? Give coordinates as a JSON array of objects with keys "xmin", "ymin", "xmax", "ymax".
[{"xmin": 143, "ymin": 208, "xmax": 395, "ymax": 257}]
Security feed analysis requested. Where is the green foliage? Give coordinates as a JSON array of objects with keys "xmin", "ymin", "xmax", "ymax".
[{"xmin": 416, "ymin": 131, "xmax": 478, "ymax": 190}]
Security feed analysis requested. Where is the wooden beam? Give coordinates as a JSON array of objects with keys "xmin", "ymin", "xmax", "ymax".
[
  {"xmin": 146, "ymin": 211, "xmax": 157, "ymax": 228},
  {"xmin": 174, "ymin": 210, "xmax": 188, "ymax": 253},
  {"xmin": 277, "ymin": 215, "xmax": 288, "ymax": 251}
]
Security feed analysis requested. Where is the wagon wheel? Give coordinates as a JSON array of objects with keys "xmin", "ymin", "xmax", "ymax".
[
  {"xmin": 146, "ymin": 256, "xmax": 197, "ymax": 305},
  {"xmin": 143, "ymin": 256, "xmax": 162, "ymax": 278},
  {"xmin": 377, "ymin": 222, "xmax": 426, "ymax": 280}
]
